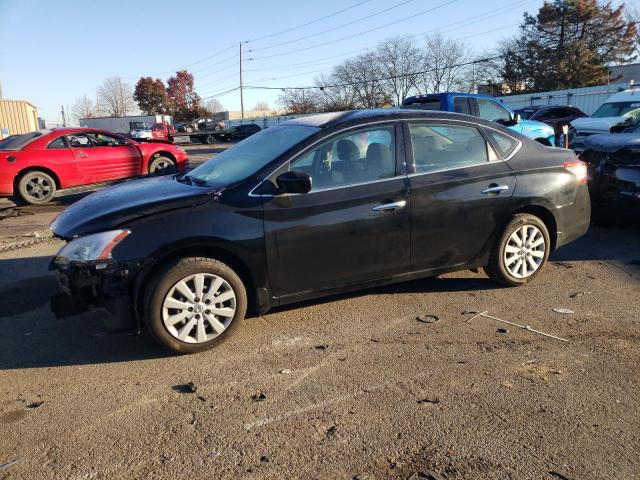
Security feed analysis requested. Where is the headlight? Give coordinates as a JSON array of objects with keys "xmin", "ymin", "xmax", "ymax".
[{"xmin": 55, "ymin": 229, "xmax": 130, "ymax": 264}]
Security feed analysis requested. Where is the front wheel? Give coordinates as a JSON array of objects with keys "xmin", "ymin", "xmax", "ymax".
[
  {"xmin": 148, "ymin": 156, "xmax": 176, "ymax": 175},
  {"xmin": 484, "ymin": 214, "xmax": 550, "ymax": 286},
  {"xmin": 143, "ymin": 257, "xmax": 247, "ymax": 354}
]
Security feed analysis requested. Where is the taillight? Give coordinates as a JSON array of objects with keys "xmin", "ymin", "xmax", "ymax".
[{"xmin": 563, "ymin": 160, "xmax": 587, "ymax": 185}]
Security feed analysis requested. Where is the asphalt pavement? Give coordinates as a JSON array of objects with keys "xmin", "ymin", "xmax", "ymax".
[{"xmin": 0, "ymin": 145, "xmax": 639, "ymax": 479}]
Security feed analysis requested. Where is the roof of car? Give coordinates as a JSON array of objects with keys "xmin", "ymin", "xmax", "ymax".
[
  {"xmin": 285, "ymin": 108, "xmax": 486, "ymax": 128},
  {"xmin": 515, "ymin": 105, "xmax": 577, "ymax": 111},
  {"xmin": 604, "ymin": 89, "xmax": 640, "ymax": 103}
]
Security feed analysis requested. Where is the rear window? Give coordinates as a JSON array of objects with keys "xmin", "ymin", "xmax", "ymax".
[
  {"xmin": 0, "ymin": 130, "xmax": 50, "ymax": 150},
  {"xmin": 486, "ymin": 130, "xmax": 519, "ymax": 158},
  {"xmin": 402, "ymin": 97, "xmax": 442, "ymax": 110}
]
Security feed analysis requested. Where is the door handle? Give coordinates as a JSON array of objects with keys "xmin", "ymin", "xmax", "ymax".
[
  {"xmin": 481, "ymin": 184, "xmax": 509, "ymax": 194},
  {"xmin": 372, "ymin": 200, "xmax": 407, "ymax": 212},
  {"xmin": 77, "ymin": 153, "xmax": 88, "ymax": 158}
]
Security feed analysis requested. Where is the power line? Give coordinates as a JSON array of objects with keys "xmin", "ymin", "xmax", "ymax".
[
  {"xmin": 248, "ymin": 0, "xmax": 417, "ymax": 52},
  {"xmin": 246, "ymin": 0, "xmax": 375, "ymax": 43},
  {"xmin": 201, "ymin": 86, "xmax": 241, "ymax": 100},
  {"xmin": 250, "ymin": 0, "xmax": 460, "ymax": 61}
]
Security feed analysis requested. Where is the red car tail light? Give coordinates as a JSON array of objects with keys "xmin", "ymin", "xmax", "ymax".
[{"xmin": 563, "ymin": 160, "xmax": 587, "ymax": 185}]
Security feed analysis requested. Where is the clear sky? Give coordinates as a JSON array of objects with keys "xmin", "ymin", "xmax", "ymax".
[{"xmin": 1, "ymin": 0, "xmax": 561, "ymax": 125}]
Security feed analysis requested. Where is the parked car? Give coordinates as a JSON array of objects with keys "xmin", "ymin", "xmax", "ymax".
[
  {"xmin": 578, "ymin": 125, "xmax": 640, "ymax": 223},
  {"xmin": 402, "ymin": 92, "xmax": 556, "ymax": 146},
  {"xmin": 229, "ymin": 123, "xmax": 261, "ymax": 141},
  {"xmin": 178, "ymin": 117, "xmax": 226, "ymax": 133},
  {"xmin": 50, "ymin": 109, "xmax": 590, "ymax": 354},
  {"xmin": 514, "ymin": 105, "xmax": 587, "ymax": 144},
  {"xmin": 0, "ymin": 128, "xmax": 188, "ymax": 204},
  {"xmin": 569, "ymin": 89, "xmax": 640, "ymax": 152}
]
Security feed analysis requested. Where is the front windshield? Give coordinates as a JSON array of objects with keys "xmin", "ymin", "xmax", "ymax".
[
  {"xmin": 0, "ymin": 130, "xmax": 50, "ymax": 150},
  {"xmin": 515, "ymin": 109, "xmax": 534, "ymax": 119},
  {"xmin": 187, "ymin": 124, "xmax": 320, "ymax": 187},
  {"xmin": 592, "ymin": 101, "xmax": 640, "ymax": 118}
]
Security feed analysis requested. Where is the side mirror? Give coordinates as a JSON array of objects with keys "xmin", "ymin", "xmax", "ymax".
[
  {"xmin": 276, "ymin": 170, "xmax": 312, "ymax": 194},
  {"xmin": 512, "ymin": 113, "xmax": 521, "ymax": 125}
]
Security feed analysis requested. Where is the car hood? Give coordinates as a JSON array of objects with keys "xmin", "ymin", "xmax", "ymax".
[
  {"xmin": 583, "ymin": 132, "xmax": 640, "ymax": 153},
  {"xmin": 50, "ymin": 175, "xmax": 213, "ymax": 238},
  {"xmin": 519, "ymin": 119, "xmax": 554, "ymax": 135},
  {"xmin": 571, "ymin": 116, "xmax": 626, "ymax": 134}
]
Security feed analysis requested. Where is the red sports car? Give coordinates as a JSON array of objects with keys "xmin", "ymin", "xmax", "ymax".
[{"xmin": 0, "ymin": 128, "xmax": 189, "ymax": 204}]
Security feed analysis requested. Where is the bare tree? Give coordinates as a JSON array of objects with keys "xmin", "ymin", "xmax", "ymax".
[
  {"xmin": 418, "ymin": 34, "xmax": 474, "ymax": 94},
  {"xmin": 333, "ymin": 52, "xmax": 389, "ymax": 108},
  {"xmin": 375, "ymin": 36, "xmax": 421, "ymax": 105},
  {"xmin": 97, "ymin": 76, "xmax": 137, "ymax": 117},
  {"xmin": 277, "ymin": 89, "xmax": 319, "ymax": 114},
  {"xmin": 71, "ymin": 94, "xmax": 97, "ymax": 122},
  {"xmin": 205, "ymin": 98, "xmax": 224, "ymax": 114},
  {"xmin": 253, "ymin": 101, "xmax": 270, "ymax": 112},
  {"xmin": 314, "ymin": 73, "xmax": 356, "ymax": 112}
]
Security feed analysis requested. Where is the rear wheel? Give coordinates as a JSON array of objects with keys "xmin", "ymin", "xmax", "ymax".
[
  {"xmin": 205, "ymin": 134, "xmax": 216, "ymax": 144},
  {"xmin": 144, "ymin": 257, "xmax": 247, "ymax": 354},
  {"xmin": 17, "ymin": 170, "xmax": 57, "ymax": 204},
  {"xmin": 148, "ymin": 156, "xmax": 176, "ymax": 175},
  {"xmin": 484, "ymin": 214, "xmax": 550, "ymax": 286}
]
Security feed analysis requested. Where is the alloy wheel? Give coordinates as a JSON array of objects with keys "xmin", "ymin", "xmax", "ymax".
[
  {"xmin": 503, "ymin": 225, "xmax": 546, "ymax": 279},
  {"xmin": 25, "ymin": 175, "xmax": 53, "ymax": 201},
  {"xmin": 162, "ymin": 273, "xmax": 236, "ymax": 343}
]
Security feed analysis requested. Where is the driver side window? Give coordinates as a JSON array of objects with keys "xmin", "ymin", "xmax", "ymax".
[{"xmin": 291, "ymin": 126, "xmax": 396, "ymax": 192}]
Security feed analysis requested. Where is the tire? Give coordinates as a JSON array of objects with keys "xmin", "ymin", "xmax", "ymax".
[
  {"xmin": 205, "ymin": 134, "xmax": 216, "ymax": 144},
  {"xmin": 143, "ymin": 257, "xmax": 247, "ymax": 354},
  {"xmin": 484, "ymin": 214, "xmax": 550, "ymax": 287},
  {"xmin": 148, "ymin": 156, "xmax": 176, "ymax": 175},
  {"xmin": 17, "ymin": 170, "xmax": 57, "ymax": 205}
]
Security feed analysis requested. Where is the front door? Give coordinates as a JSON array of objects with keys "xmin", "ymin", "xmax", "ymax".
[
  {"xmin": 67, "ymin": 132, "xmax": 141, "ymax": 182},
  {"xmin": 405, "ymin": 121, "xmax": 516, "ymax": 271},
  {"xmin": 261, "ymin": 123, "xmax": 411, "ymax": 299}
]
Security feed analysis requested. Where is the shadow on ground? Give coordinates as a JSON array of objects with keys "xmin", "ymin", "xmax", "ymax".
[{"xmin": 1, "ymin": 224, "xmax": 638, "ymax": 370}]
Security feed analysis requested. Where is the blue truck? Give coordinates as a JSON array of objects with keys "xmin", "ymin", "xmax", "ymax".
[{"xmin": 402, "ymin": 92, "xmax": 555, "ymax": 146}]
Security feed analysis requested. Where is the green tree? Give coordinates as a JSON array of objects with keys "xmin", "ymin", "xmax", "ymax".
[{"xmin": 503, "ymin": 0, "xmax": 637, "ymax": 90}]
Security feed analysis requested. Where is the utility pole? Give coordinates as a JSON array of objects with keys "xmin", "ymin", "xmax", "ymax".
[
  {"xmin": 61, "ymin": 105, "xmax": 67, "ymax": 127},
  {"xmin": 239, "ymin": 42, "xmax": 245, "ymax": 120}
]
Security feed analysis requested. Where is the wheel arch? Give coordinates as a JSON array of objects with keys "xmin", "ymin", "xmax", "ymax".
[
  {"xmin": 134, "ymin": 241, "xmax": 261, "ymax": 324},
  {"xmin": 511, "ymin": 204, "xmax": 558, "ymax": 250},
  {"xmin": 13, "ymin": 166, "xmax": 61, "ymax": 194}
]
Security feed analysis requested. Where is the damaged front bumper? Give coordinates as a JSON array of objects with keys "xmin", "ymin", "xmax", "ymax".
[{"xmin": 50, "ymin": 258, "xmax": 146, "ymax": 332}]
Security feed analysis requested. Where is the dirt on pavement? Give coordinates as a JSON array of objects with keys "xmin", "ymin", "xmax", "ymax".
[{"xmin": 0, "ymin": 221, "xmax": 639, "ymax": 479}]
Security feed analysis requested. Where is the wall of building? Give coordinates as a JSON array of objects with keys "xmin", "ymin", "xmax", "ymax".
[{"xmin": 0, "ymin": 99, "xmax": 39, "ymax": 138}]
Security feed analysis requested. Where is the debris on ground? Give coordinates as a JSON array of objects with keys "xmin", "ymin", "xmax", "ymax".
[
  {"xmin": 554, "ymin": 262, "xmax": 574, "ymax": 269},
  {"xmin": 278, "ymin": 369, "xmax": 291, "ymax": 374},
  {"xmin": 326, "ymin": 425, "xmax": 338, "ymax": 436},
  {"xmin": 408, "ymin": 471, "xmax": 446, "ymax": 480},
  {"xmin": 416, "ymin": 314, "xmax": 440, "ymax": 324},
  {"xmin": 0, "ymin": 457, "xmax": 25, "ymax": 471},
  {"xmin": 314, "ymin": 344, "xmax": 329, "ymax": 350},
  {"xmin": 260, "ymin": 455, "xmax": 271, "ymax": 463},
  {"xmin": 553, "ymin": 308, "xmax": 574, "ymax": 315},
  {"xmin": 251, "ymin": 392, "xmax": 267, "ymax": 402},
  {"xmin": 497, "ymin": 328, "xmax": 509, "ymax": 334},
  {"xmin": 417, "ymin": 397, "xmax": 440, "ymax": 405},
  {"xmin": 569, "ymin": 291, "xmax": 592, "ymax": 298},
  {"xmin": 467, "ymin": 311, "xmax": 569, "ymax": 342},
  {"xmin": 196, "ymin": 396, "xmax": 206, "ymax": 402},
  {"xmin": 501, "ymin": 380, "xmax": 514, "ymax": 389},
  {"xmin": 207, "ymin": 451, "xmax": 221, "ymax": 459},
  {"xmin": 26, "ymin": 401, "xmax": 44, "ymax": 409},
  {"xmin": 172, "ymin": 382, "xmax": 197, "ymax": 394},
  {"xmin": 549, "ymin": 470, "xmax": 571, "ymax": 479},
  {"xmin": 461, "ymin": 310, "xmax": 479, "ymax": 315}
]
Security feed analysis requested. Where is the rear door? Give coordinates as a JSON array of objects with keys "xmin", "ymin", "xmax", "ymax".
[
  {"xmin": 405, "ymin": 120, "xmax": 517, "ymax": 271},
  {"xmin": 67, "ymin": 132, "xmax": 141, "ymax": 182},
  {"xmin": 261, "ymin": 123, "xmax": 410, "ymax": 299}
]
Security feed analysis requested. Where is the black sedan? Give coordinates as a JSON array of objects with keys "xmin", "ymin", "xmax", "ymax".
[
  {"xmin": 579, "ymin": 126, "xmax": 640, "ymax": 224},
  {"xmin": 50, "ymin": 109, "xmax": 591, "ymax": 353}
]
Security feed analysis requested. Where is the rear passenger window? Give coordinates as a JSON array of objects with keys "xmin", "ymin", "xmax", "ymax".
[
  {"xmin": 291, "ymin": 126, "xmax": 396, "ymax": 191},
  {"xmin": 48, "ymin": 137, "xmax": 67, "ymax": 149},
  {"xmin": 485, "ymin": 130, "xmax": 519, "ymax": 158},
  {"xmin": 409, "ymin": 123, "xmax": 488, "ymax": 173}
]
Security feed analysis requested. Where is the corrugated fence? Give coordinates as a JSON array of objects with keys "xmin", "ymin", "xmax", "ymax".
[{"xmin": 498, "ymin": 82, "xmax": 638, "ymax": 114}]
